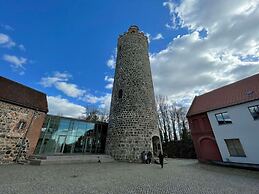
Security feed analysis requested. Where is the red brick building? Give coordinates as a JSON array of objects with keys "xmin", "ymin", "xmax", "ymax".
[
  {"xmin": 186, "ymin": 113, "xmax": 222, "ymax": 162},
  {"xmin": 0, "ymin": 76, "xmax": 48, "ymax": 164}
]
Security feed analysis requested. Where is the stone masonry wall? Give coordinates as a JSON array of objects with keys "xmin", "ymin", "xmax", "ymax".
[
  {"xmin": 0, "ymin": 101, "xmax": 46, "ymax": 164},
  {"xmin": 106, "ymin": 26, "xmax": 162, "ymax": 162}
]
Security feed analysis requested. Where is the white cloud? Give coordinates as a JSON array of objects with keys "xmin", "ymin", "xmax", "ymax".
[
  {"xmin": 0, "ymin": 33, "xmax": 16, "ymax": 48},
  {"xmin": 2, "ymin": 54, "xmax": 27, "ymax": 68},
  {"xmin": 104, "ymin": 75, "xmax": 114, "ymax": 89},
  {"xmin": 165, "ymin": 23, "xmax": 173, "ymax": 29},
  {"xmin": 150, "ymin": 0, "xmax": 259, "ymax": 106},
  {"xmin": 0, "ymin": 33, "xmax": 9, "ymax": 44},
  {"xmin": 153, "ymin": 33, "xmax": 164, "ymax": 40},
  {"xmin": 40, "ymin": 72, "xmax": 86, "ymax": 98},
  {"xmin": 107, "ymin": 56, "xmax": 116, "ymax": 69},
  {"xmin": 47, "ymin": 95, "xmax": 111, "ymax": 119},
  {"xmin": 47, "ymin": 96, "xmax": 85, "ymax": 118},
  {"xmin": 55, "ymin": 82, "xmax": 86, "ymax": 98},
  {"xmin": 0, "ymin": 24, "xmax": 14, "ymax": 31},
  {"xmin": 83, "ymin": 93, "xmax": 111, "ymax": 111},
  {"xmin": 84, "ymin": 95, "xmax": 99, "ymax": 104},
  {"xmin": 40, "ymin": 72, "xmax": 70, "ymax": 87},
  {"xmin": 41, "ymin": 72, "xmax": 112, "ymax": 111},
  {"xmin": 173, "ymin": 0, "xmax": 258, "ymax": 32},
  {"xmin": 163, "ymin": 0, "xmax": 182, "ymax": 29},
  {"xmin": 145, "ymin": 33, "xmax": 164, "ymax": 43},
  {"xmin": 0, "ymin": 32, "xmax": 25, "ymax": 51},
  {"xmin": 18, "ymin": 44, "xmax": 26, "ymax": 51},
  {"xmin": 145, "ymin": 33, "xmax": 151, "ymax": 43},
  {"xmin": 107, "ymin": 52, "xmax": 116, "ymax": 69},
  {"xmin": 98, "ymin": 93, "xmax": 111, "ymax": 110},
  {"xmin": 19, "ymin": 71, "xmax": 25, "ymax": 76}
]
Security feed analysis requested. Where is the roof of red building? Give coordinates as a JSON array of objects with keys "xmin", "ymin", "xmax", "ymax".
[
  {"xmin": 187, "ymin": 73, "xmax": 259, "ymax": 117},
  {"xmin": 0, "ymin": 76, "xmax": 48, "ymax": 113}
]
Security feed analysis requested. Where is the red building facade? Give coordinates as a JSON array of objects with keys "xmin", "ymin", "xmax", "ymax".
[{"xmin": 187, "ymin": 113, "xmax": 222, "ymax": 162}]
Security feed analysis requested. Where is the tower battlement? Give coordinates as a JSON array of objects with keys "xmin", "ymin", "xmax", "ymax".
[{"xmin": 118, "ymin": 25, "xmax": 148, "ymax": 43}]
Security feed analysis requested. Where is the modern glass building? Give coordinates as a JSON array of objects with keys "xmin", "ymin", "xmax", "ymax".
[{"xmin": 34, "ymin": 115, "xmax": 108, "ymax": 155}]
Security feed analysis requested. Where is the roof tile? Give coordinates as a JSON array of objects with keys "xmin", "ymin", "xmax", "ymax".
[{"xmin": 187, "ymin": 73, "xmax": 259, "ymax": 117}]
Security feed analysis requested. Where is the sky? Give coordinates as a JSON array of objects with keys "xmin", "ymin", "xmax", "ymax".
[{"xmin": 1, "ymin": 0, "xmax": 259, "ymax": 118}]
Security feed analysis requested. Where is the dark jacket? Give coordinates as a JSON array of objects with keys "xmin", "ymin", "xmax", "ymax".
[{"xmin": 158, "ymin": 153, "xmax": 164, "ymax": 161}]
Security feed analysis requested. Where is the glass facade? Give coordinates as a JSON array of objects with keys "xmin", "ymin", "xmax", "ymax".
[{"xmin": 34, "ymin": 115, "xmax": 107, "ymax": 155}]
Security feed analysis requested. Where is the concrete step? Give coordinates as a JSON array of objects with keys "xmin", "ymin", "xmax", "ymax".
[
  {"xmin": 212, "ymin": 161, "xmax": 259, "ymax": 171},
  {"xmin": 29, "ymin": 154, "xmax": 115, "ymax": 165}
]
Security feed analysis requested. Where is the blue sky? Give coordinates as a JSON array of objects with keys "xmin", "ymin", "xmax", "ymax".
[
  {"xmin": 0, "ymin": 0, "xmax": 176, "ymax": 85},
  {"xmin": 1, "ymin": 0, "xmax": 259, "ymax": 117}
]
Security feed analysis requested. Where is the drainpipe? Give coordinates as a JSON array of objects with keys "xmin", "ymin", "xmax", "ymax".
[{"xmin": 16, "ymin": 110, "xmax": 36, "ymax": 163}]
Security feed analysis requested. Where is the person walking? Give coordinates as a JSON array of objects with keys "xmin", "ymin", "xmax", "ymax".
[
  {"xmin": 147, "ymin": 151, "xmax": 152, "ymax": 164},
  {"xmin": 158, "ymin": 152, "xmax": 164, "ymax": 168},
  {"xmin": 141, "ymin": 151, "xmax": 145, "ymax": 163},
  {"xmin": 144, "ymin": 152, "xmax": 148, "ymax": 164}
]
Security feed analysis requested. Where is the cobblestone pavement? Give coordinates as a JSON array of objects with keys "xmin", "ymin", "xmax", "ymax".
[{"xmin": 0, "ymin": 159, "xmax": 259, "ymax": 194}]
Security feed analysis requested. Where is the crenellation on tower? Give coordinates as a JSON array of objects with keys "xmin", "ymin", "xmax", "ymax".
[{"xmin": 118, "ymin": 25, "xmax": 149, "ymax": 45}]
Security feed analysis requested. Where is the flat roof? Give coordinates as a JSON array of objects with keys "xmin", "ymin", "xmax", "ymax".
[
  {"xmin": 46, "ymin": 114, "xmax": 108, "ymax": 125},
  {"xmin": 0, "ymin": 76, "xmax": 48, "ymax": 112}
]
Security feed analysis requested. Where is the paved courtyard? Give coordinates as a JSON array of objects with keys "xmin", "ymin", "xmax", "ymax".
[{"xmin": 0, "ymin": 159, "xmax": 259, "ymax": 194}]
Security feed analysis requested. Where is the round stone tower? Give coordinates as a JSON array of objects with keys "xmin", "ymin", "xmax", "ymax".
[{"xmin": 105, "ymin": 25, "xmax": 162, "ymax": 162}]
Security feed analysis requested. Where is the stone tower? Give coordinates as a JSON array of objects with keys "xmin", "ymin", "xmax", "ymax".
[{"xmin": 105, "ymin": 25, "xmax": 162, "ymax": 162}]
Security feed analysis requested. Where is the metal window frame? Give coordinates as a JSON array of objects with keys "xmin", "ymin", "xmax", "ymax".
[
  {"xmin": 215, "ymin": 112, "xmax": 232, "ymax": 125},
  {"xmin": 248, "ymin": 105, "xmax": 259, "ymax": 120},
  {"xmin": 224, "ymin": 138, "xmax": 246, "ymax": 157}
]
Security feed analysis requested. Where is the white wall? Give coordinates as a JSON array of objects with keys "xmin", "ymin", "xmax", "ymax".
[{"xmin": 207, "ymin": 100, "xmax": 259, "ymax": 164}]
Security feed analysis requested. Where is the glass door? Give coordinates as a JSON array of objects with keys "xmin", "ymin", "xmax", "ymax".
[{"xmin": 55, "ymin": 135, "xmax": 66, "ymax": 153}]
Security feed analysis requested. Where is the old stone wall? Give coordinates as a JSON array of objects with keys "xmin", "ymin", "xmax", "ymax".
[
  {"xmin": 0, "ymin": 101, "xmax": 46, "ymax": 164},
  {"xmin": 106, "ymin": 26, "xmax": 162, "ymax": 162}
]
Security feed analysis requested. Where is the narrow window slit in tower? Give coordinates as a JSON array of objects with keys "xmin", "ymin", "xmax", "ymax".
[{"xmin": 118, "ymin": 89, "xmax": 123, "ymax": 99}]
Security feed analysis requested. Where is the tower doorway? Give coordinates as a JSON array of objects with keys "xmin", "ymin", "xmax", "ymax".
[{"xmin": 152, "ymin": 136, "xmax": 160, "ymax": 156}]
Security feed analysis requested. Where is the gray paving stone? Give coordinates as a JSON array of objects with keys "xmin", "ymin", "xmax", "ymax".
[{"xmin": 0, "ymin": 159, "xmax": 258, "ymax": 194}]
